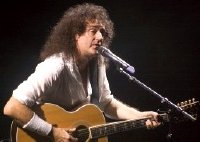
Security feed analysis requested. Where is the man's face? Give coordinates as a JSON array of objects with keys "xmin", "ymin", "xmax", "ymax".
[{"xmin": 76, "ymin": 21, "xmax": 106, "ymax": 59}]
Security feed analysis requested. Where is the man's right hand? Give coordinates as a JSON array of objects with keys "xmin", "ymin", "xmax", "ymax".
[{"xmin": 49, "ymin": 127, "xmax": 78, "ymax": 142}]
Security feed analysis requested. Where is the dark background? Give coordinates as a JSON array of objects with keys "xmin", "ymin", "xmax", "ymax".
[{"xmin": 1, "ymin": 0, "xmax": 200, "ymax": 141}]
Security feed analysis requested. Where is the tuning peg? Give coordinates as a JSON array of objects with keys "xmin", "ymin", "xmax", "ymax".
[
  {"xmin": 184, "ymin": 101, "xmax": 189, "ymax": 109},
  {"xmin": 180, "ymin": 102, "xmax": 184, "ymax": 105},
  {"xmin": 192, "ymin": 98, "xmax": 196, "ymax": 104},
  {"xmin": 188, "ymin": 99, "xmax": 193, "ymax": 107},
  {"xmin": 181, "ymin": 102, "xmax": 185, "ymax": 108}
]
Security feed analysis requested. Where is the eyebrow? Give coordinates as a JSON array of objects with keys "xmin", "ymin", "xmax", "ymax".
[{"xmin": 87, "ymin": 25, "xmax": 105, "ymax": 29}]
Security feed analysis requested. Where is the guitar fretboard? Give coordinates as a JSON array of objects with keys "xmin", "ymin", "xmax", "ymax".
[
  {"xmin": 90, "ymin": 118, "xmax": 149, "ymax": 139},
  {"xmin": 89, "ymin": 113, "xmax": 168, "ymax": 139}
]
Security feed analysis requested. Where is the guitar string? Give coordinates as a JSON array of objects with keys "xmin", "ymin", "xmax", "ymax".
[{"xmin": 76, "ymin": 119, "xmax": 147, "ymax": 138}]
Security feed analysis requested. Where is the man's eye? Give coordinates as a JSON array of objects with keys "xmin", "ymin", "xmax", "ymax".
[
  {"xmin": 100, "ymin": 29, "xmax": 107, "ymax": 37},
  {"xmin": 88, "ymin": 28, "xmax": 107, "ymax": 37},
  {"xmin": 90, "ymin": 29, "xmax": 97, "ymax": 33}
]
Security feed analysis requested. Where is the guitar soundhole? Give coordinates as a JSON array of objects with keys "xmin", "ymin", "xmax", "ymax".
[{"xmin": 72, "ymin": 125, "xmax": 89, "ymax": 142}]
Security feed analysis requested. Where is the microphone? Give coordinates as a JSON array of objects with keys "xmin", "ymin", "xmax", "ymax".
[{"xmin": 97, "ymin": 46, "xmax": 135, "ymax": 74}]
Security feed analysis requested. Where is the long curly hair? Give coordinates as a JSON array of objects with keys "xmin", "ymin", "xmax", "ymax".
[{"xmin": 40, "ymin": 3, "xmax": 114, "ymax": 61}]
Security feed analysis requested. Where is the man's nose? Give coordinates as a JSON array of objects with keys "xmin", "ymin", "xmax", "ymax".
[{"xmin": 95, "ymin": 30, "xmax": 104, "ymax": 40}]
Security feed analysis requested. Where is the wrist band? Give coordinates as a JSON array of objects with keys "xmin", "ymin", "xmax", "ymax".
[{"xmin": 23, "ymin": 112, "xmax": 52, "ymax": 136}]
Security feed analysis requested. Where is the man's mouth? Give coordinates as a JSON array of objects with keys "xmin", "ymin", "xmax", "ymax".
[{"xmin": 93, "ymin": 44, "xmax": 101, "ymax": 48}]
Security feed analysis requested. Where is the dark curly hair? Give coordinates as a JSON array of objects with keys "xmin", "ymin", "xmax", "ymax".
[{"xmin": 40, "ymin": 3, "xmax": 114, "ymax": 60}]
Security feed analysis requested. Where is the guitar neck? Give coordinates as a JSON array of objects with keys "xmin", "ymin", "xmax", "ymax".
[{"xmin": 90, "ymin": 113, "xmax": 168, "ymax": 139}]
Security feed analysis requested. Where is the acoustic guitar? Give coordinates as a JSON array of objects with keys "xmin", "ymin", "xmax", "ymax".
[{"xmin": 10, "ymin": 98, "xmax": 198, "ymax": 142}]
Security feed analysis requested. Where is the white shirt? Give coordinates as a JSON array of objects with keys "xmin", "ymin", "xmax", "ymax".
[{"xmin": 12, "ymin": 53, "xmax": 113, "ymax": 111}]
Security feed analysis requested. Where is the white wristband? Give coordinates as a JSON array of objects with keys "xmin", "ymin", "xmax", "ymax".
[{"xmin": 23, "ymin": 112, "xmax": 52, "ymax": 136}]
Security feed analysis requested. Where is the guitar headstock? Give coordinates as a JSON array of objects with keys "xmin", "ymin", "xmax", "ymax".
[
  {"xmin": 177, "ymin": 98, "xmax": 199, "ymax": 120},
  {"xmin": 158, "ymin": 98, "xmax": 199, "ymax": 123},
  {"xmin": 170, "ymin": 98, "xmax": 199, "ymax": 123}
]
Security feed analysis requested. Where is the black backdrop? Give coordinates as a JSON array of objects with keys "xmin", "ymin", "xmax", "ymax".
[{"xmin": 1, "ymin": 0, "xmax": 200, "ymax": 141}]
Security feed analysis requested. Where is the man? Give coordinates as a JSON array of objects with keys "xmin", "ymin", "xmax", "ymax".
[{"xmin": 4, "ymin": 3, "xmax": 160, "ymax": 142}]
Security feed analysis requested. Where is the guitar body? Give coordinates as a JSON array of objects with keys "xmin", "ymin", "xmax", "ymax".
[{"xmin": 11, "ymin": 103, "xmax": 108, "ymax": 142}]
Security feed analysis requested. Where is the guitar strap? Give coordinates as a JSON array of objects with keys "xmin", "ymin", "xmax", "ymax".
[{"xmin": 89, "ymin": 56, "xmax": 99, "ymax": 104}]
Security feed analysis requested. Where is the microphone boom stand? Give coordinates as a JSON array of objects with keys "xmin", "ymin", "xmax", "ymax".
[
  {"xmin": 118, "ymin": 67, "xmax": 196, "ymax": 141},
  {"xmin": 118, "ymin": 67, "xmax": 196, "ymax": 122}
]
